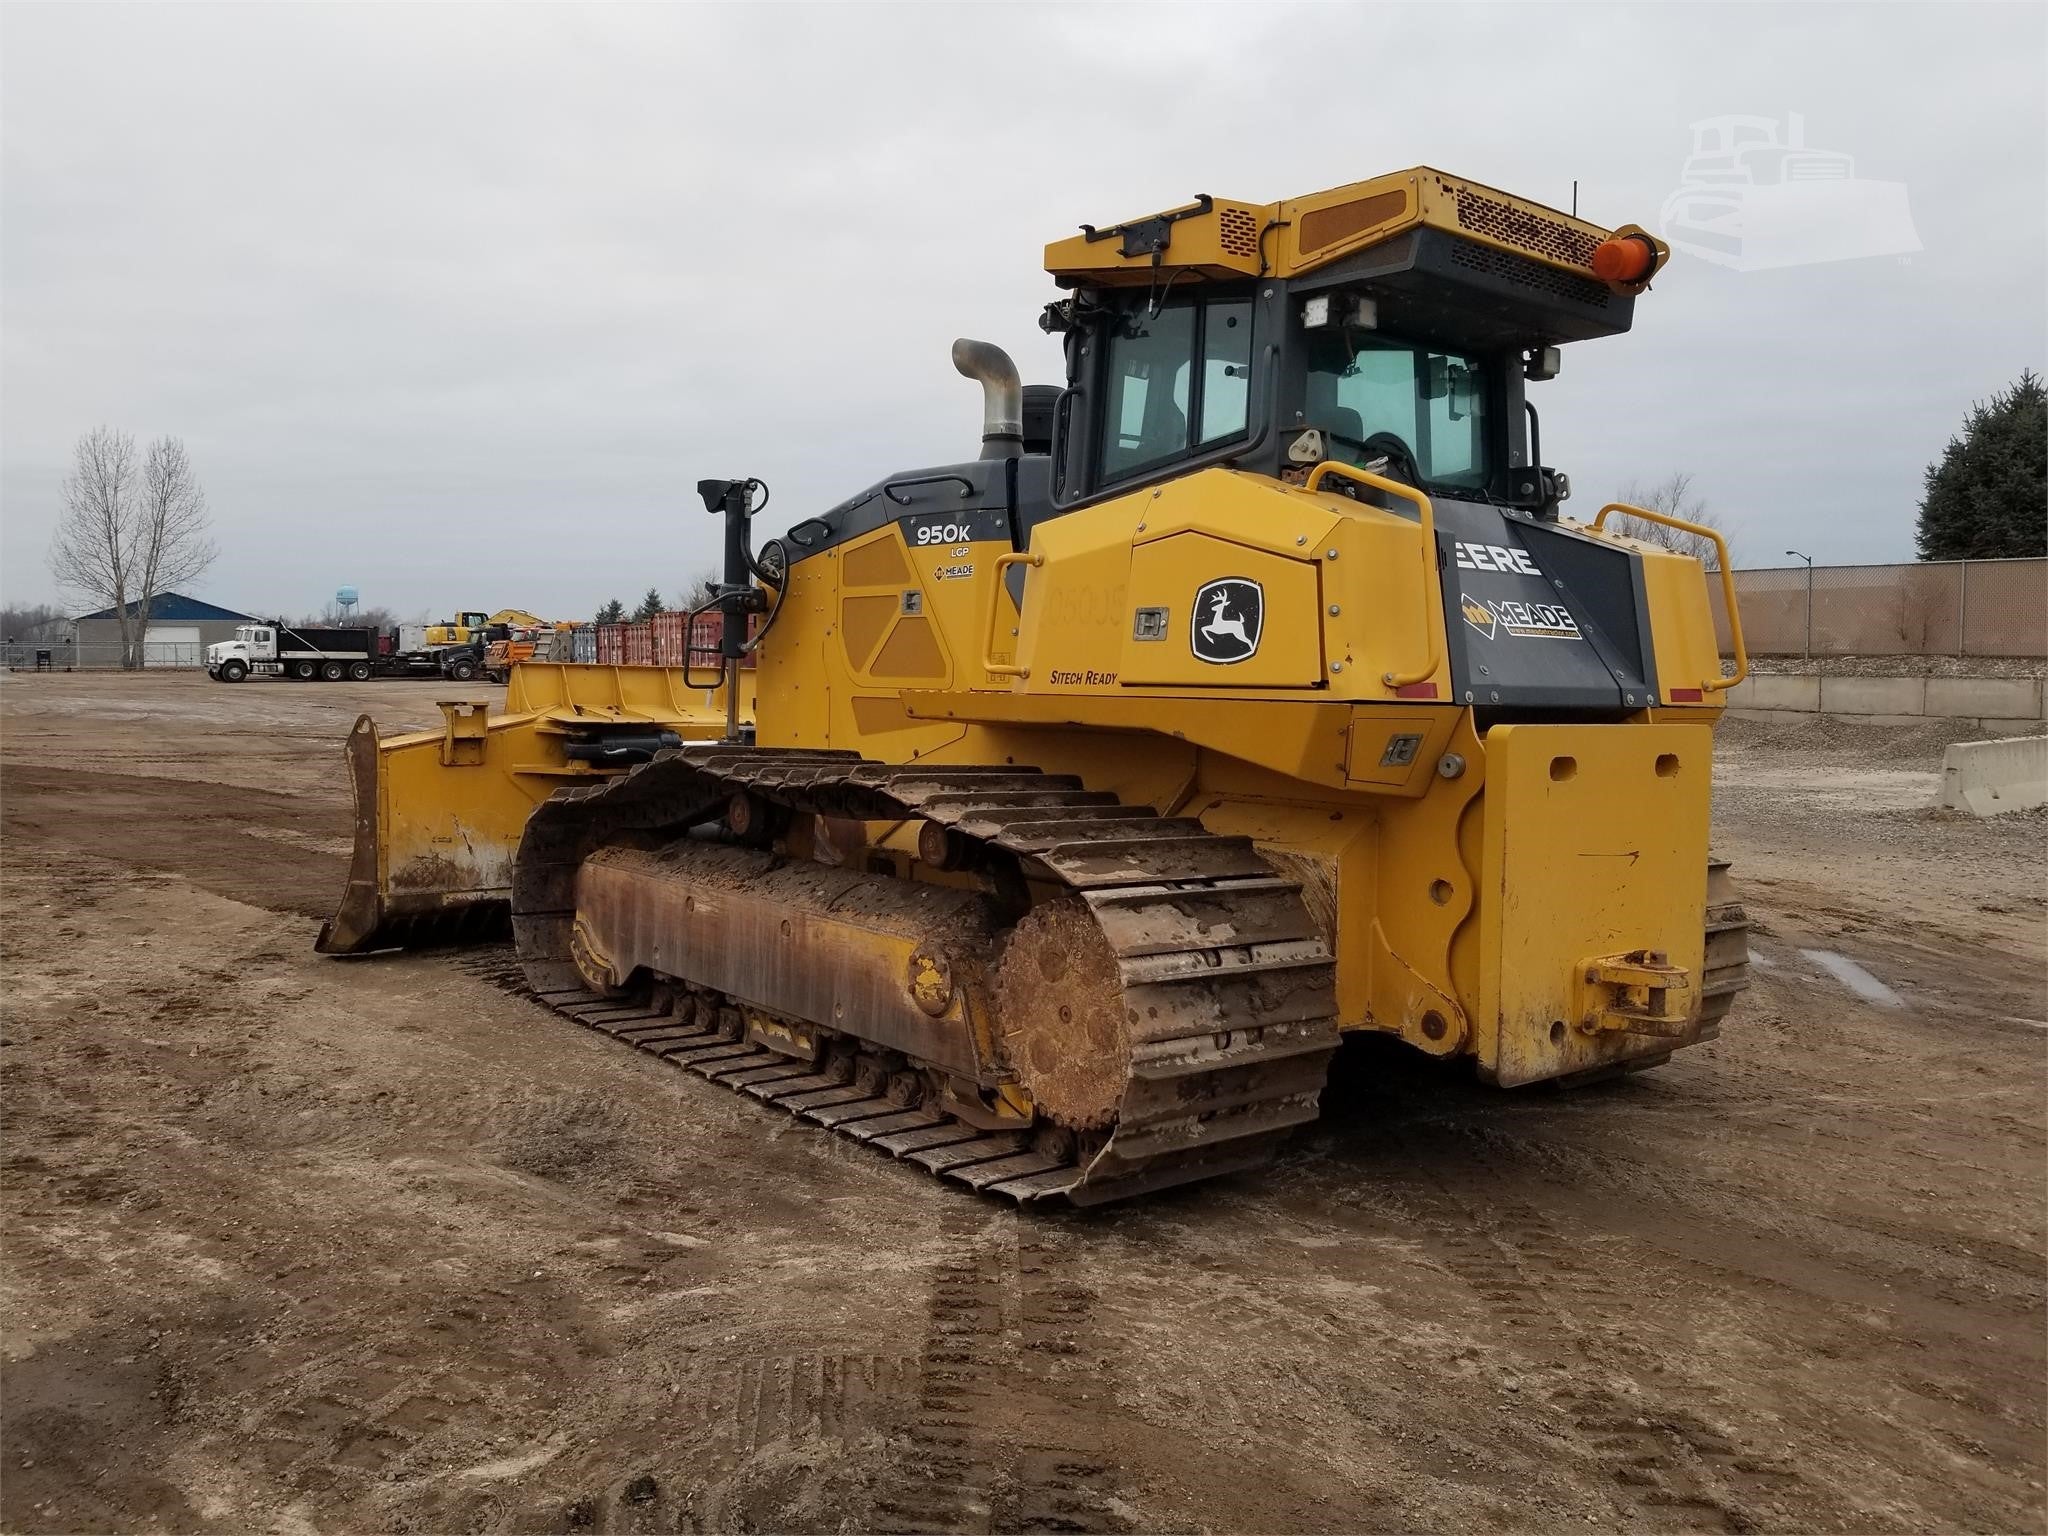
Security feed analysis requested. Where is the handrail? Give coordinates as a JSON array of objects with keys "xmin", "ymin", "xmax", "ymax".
[
  {"xmin": 884, "ymin": 473, "xmax": 977, "ymax": 506},
  {"xmin": 1592, "ymin": 501, "xmax": 1748, "ymax": 692},
  {"xmin": 982, "ymin": 551, "xmax": 1042, "ymax": 679},
  {"xmin": 1303, "ymin": 461, "xmax": 1441, "ymax": 689}
]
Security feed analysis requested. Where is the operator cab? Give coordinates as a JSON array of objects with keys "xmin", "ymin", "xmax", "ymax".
[
  {"xmin": 1032, "ymin": 171, "xmax": 1675, "ymax": 714},
  {"xmin": 1039, "ymin": 170, "xmax": 1661, "ymax": 516},
  {"xmin": 1044, "ymin": 280, "xmax": 1584, "ymax": 518}
]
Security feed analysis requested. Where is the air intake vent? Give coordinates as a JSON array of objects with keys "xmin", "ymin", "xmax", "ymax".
[
  {"xmin": 1298, "ymin": 190, "xmax": 1407, "ymax": 252},
  {"xmin": 1447, "ymin": 241, "xmax": 1614, "ymax": 309},
  {"xmin": 1218, "ymin": 205, "xmax": 1259, "ymax": 258},
  {"xmin": 1454, "ymin": 188, "xmax": 1601, "ymax": 269}
]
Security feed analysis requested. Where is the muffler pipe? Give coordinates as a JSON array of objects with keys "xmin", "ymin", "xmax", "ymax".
[{"xmin": 952, "ymin": 338, "xmax": 1023, "ymax": 460}]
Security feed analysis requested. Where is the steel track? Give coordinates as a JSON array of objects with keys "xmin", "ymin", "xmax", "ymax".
[{"xmin": 510, "ymin": 748, "xmax": 1344, "ymax": 1205}]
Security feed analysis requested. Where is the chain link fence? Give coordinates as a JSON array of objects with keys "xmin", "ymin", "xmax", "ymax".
[
  {"xmin": 1712, "ymin": 557, "xmax": 2046, "ymax": 658},
  {"xmin": 3, "ymin": 641, "xmax": 207, "ymax": 671}
]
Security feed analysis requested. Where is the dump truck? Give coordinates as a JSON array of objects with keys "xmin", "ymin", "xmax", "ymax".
[
  {"xmin": 207, "ymin": 622, "xmax": 485, "ymax": 682},
  {"xmin": 320, "ymin": 167, "xmax": 1750, "ymax": 1206}
]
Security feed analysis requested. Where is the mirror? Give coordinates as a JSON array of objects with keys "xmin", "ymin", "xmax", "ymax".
[{"xmin": 1448, "ymin": 364, "xmax": 1477, "ymax": 421}]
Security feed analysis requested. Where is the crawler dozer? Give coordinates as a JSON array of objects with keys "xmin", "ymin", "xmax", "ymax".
[{"xmin": 322, "ymin": 168, "xmax": 1751, "ymax": 1205}]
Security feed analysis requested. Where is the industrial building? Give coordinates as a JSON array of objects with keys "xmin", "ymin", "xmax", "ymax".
[{"xmin": 50, "ymin": 592, "xmax": 263, "ymax": 668}]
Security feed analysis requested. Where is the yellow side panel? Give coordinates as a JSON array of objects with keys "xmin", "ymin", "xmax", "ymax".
[
  {"xmin": 1634, "ymin": 543, "xmax": 1727, "ymax": 709},
  {"xmin": 753, "ymin": 527, "xmax": 975, "ymax": 758},
  {"xmin": 1119, "ymin": 534, "xmax": 1323, "ymax": 688},
  {"xmin": 1477, "ymin": 723, "xmax": 1712, "ymax": 1086},
  {"xmin": 754, "ymin": 552, "xmax": 836, "ymax": 747}
]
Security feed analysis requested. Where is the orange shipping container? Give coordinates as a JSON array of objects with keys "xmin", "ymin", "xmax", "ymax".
[{"xmin": 651, "ymin": 611, "xmax": 687, "ymax": 667}]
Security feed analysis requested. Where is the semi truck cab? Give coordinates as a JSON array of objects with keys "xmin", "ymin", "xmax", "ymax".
[{"xmin": 206, "ymin": 624, "xmax": 277, "ymax": 681}]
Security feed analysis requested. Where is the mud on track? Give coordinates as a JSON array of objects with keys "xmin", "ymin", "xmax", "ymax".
[{"xmin": 2, "ymin": 672, "xmax": 2043, "ymax": 1533}]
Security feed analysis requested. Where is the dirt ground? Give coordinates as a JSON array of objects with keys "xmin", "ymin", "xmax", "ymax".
[{"xmin": 2, "ymin": 671, "xmax": 2043, "ymax": 1536}]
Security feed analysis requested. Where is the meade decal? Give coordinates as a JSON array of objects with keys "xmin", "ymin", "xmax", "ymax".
[
  {"xmin": 1460, "ymin": 590, "xmax": 1581, "ymax": 641},
  {"xmin": 1453, "ymin": 540, "xmax": 1542, "ymax": 576},
  {"xmin": 1190, "ymin": 578, "xmax": 1262, "ymax": 664},
  {"xmin": 1494, "ymin": 597, "xmax": 1581, "ymax": 639},
  {"xmin": 1459, "ymin": 592, "xmax": 1497, "ymax": 640}
]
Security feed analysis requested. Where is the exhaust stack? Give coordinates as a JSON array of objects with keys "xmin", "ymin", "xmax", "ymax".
[{"xmin": 951, "ymin": 338, "xmax": 1023, "ymax": 460}]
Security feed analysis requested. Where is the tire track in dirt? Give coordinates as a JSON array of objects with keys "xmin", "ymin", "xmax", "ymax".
[
  {"xmin": 1001, "ymin": 1231, "xmax": 1124, "ymax": 1533},
  {"xmin": 879, "ymin": 1206, "xmax": 1129, "ymax": 1534},
  {"xmin": 1368, "ymin": 1131, "xmax": 1815, "ymax": 1533},
  {"xmin": 677, "ymin": 1351, "xmax": 918, "ymax": 1453}
]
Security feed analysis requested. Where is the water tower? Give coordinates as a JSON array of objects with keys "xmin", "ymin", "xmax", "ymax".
[{"xmin": 336, "ymin": 586, "xmax": 359, "ymax": 619}]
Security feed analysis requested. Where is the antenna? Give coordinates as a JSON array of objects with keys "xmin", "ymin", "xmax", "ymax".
[{"xmin": 1572, "ymin": 180, "xmax": 1579, "ymax": 218}]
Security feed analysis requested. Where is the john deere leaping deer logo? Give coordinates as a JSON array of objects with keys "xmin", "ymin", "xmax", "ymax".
[{"xmin": 1191, "ymin": 578, "xmax": 1263, "ymax": 664}]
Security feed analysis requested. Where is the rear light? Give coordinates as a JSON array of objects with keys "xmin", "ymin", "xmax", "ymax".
[
  {"xmin": 1394, "ymin": 681, "xmax": 1439, "ymax": 699},
  {"xmin": 1667, "ymin": 687, "xmax": 1704, "ymax": 702},
  {"xmin": 1591, "ymin": 234, "xmax": 1656, "ymax": 284}
]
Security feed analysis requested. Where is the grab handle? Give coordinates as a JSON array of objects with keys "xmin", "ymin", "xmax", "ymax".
[
  {"xmin": 1304, "ymin": 461, "xmax": 1442, "ymax": 690},
  {"xmin": 1593, "ymin": 502, "xmax": 1747, "ymax": 692},
  {"xmin": 982, "ymin": 551, "xmax": 1042, "ymax": 679}
]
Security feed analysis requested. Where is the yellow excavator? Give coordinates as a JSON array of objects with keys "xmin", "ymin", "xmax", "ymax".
[{"xmin": 321, "ymin": 167, "xmax": 1750, "ymax": 1204}]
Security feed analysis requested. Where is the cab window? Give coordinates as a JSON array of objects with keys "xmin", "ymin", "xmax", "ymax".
[
  {"xmin": 1303, "ymin": 333, "xmax": 1490, "ymax": 492},
  {"xmin": 1097, "ymin": 297, "xmax": 1253, "ymax": 485}
]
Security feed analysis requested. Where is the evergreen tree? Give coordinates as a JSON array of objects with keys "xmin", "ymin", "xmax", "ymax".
[
  {"xmin": 1915, "ymin": 369, "xmax": 2047, "ymax": 560},
  {"xmin": 631, "ymin": 587, "xmax": 667, "ymax": 623},
  {"xmin": 594, "ymin": 597, "xmax": 626, "ymax": 625}
]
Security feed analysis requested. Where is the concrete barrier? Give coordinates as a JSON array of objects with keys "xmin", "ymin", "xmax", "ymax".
[
  {"xmin": 1925, "ymin": 676, "xmax": 2044, "ymax": 721},
  {"xmin": 1726, "ymin": 671, "xmax": 2047, "ymax": 730},
  {"xmin": 1935, "ymin": 735, "xmax": 2048, "ymax": 817},
  {"xmin": 1820, "ymin": 675, "xmax": 1926, "ymax": 717},
  {"xmin": 1725, "ymin": 673, "xmax": 1821, "ymax": 711}
]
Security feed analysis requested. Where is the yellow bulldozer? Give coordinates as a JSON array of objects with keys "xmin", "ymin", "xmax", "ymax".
[{"xmin": 320, "ymin": 167, "xmax": 1750, "ymax": 1205}]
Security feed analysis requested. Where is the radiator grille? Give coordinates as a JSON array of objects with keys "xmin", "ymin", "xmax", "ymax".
[{"xmin": 1454, "ymin": 188, "xmax": 1601, "ymax": 269}]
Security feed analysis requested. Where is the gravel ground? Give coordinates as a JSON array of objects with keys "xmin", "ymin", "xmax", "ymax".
[
  {"xmin": 3, "ymin": 672, "xmax": 2043, "ymax": 1535},
  {"xmin": 1744, "ymin": 654, "xmax": 2046, "ymax": 680}
]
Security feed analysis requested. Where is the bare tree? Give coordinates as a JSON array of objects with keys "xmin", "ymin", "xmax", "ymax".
[
  {"xmin": 48, "ymin": 428, "xmax": 218, "ymax": 668},
  {"xmin": 48, "ymin": 427, "xmax": 142, "ymax": 664},
  {"xmin": 1608, "ymin": 472, "xmax": 1733, "ymax": 571},
  {"xmin": 675, "ymin": 571, "xmax": 721, "ymax": 612},
  {"xmin": 302, "ymin": 602, "xmax": 398, "ymax": 633},
  {"xmin": 0, "ymin": 603, "xmax": 70, "ymax": 643},
  {"xmin": 130, "ymin": 438, "xmax": 218, "ymax": 667}
]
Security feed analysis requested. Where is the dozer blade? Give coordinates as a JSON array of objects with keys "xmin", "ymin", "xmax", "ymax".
[{"xmin": 316, "ymin": 662, "xmax": 748, "ymax": 955}]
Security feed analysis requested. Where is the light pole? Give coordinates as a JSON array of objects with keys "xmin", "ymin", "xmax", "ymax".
[{"xmin": 1786, "ymin": 550, "xmax": 1814, "ymax": 660}]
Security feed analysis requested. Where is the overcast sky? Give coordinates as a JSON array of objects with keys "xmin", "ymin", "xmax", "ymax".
[{"xmin": 3, "ymin": 2, "xmax": 2043, "ymax": 622}]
